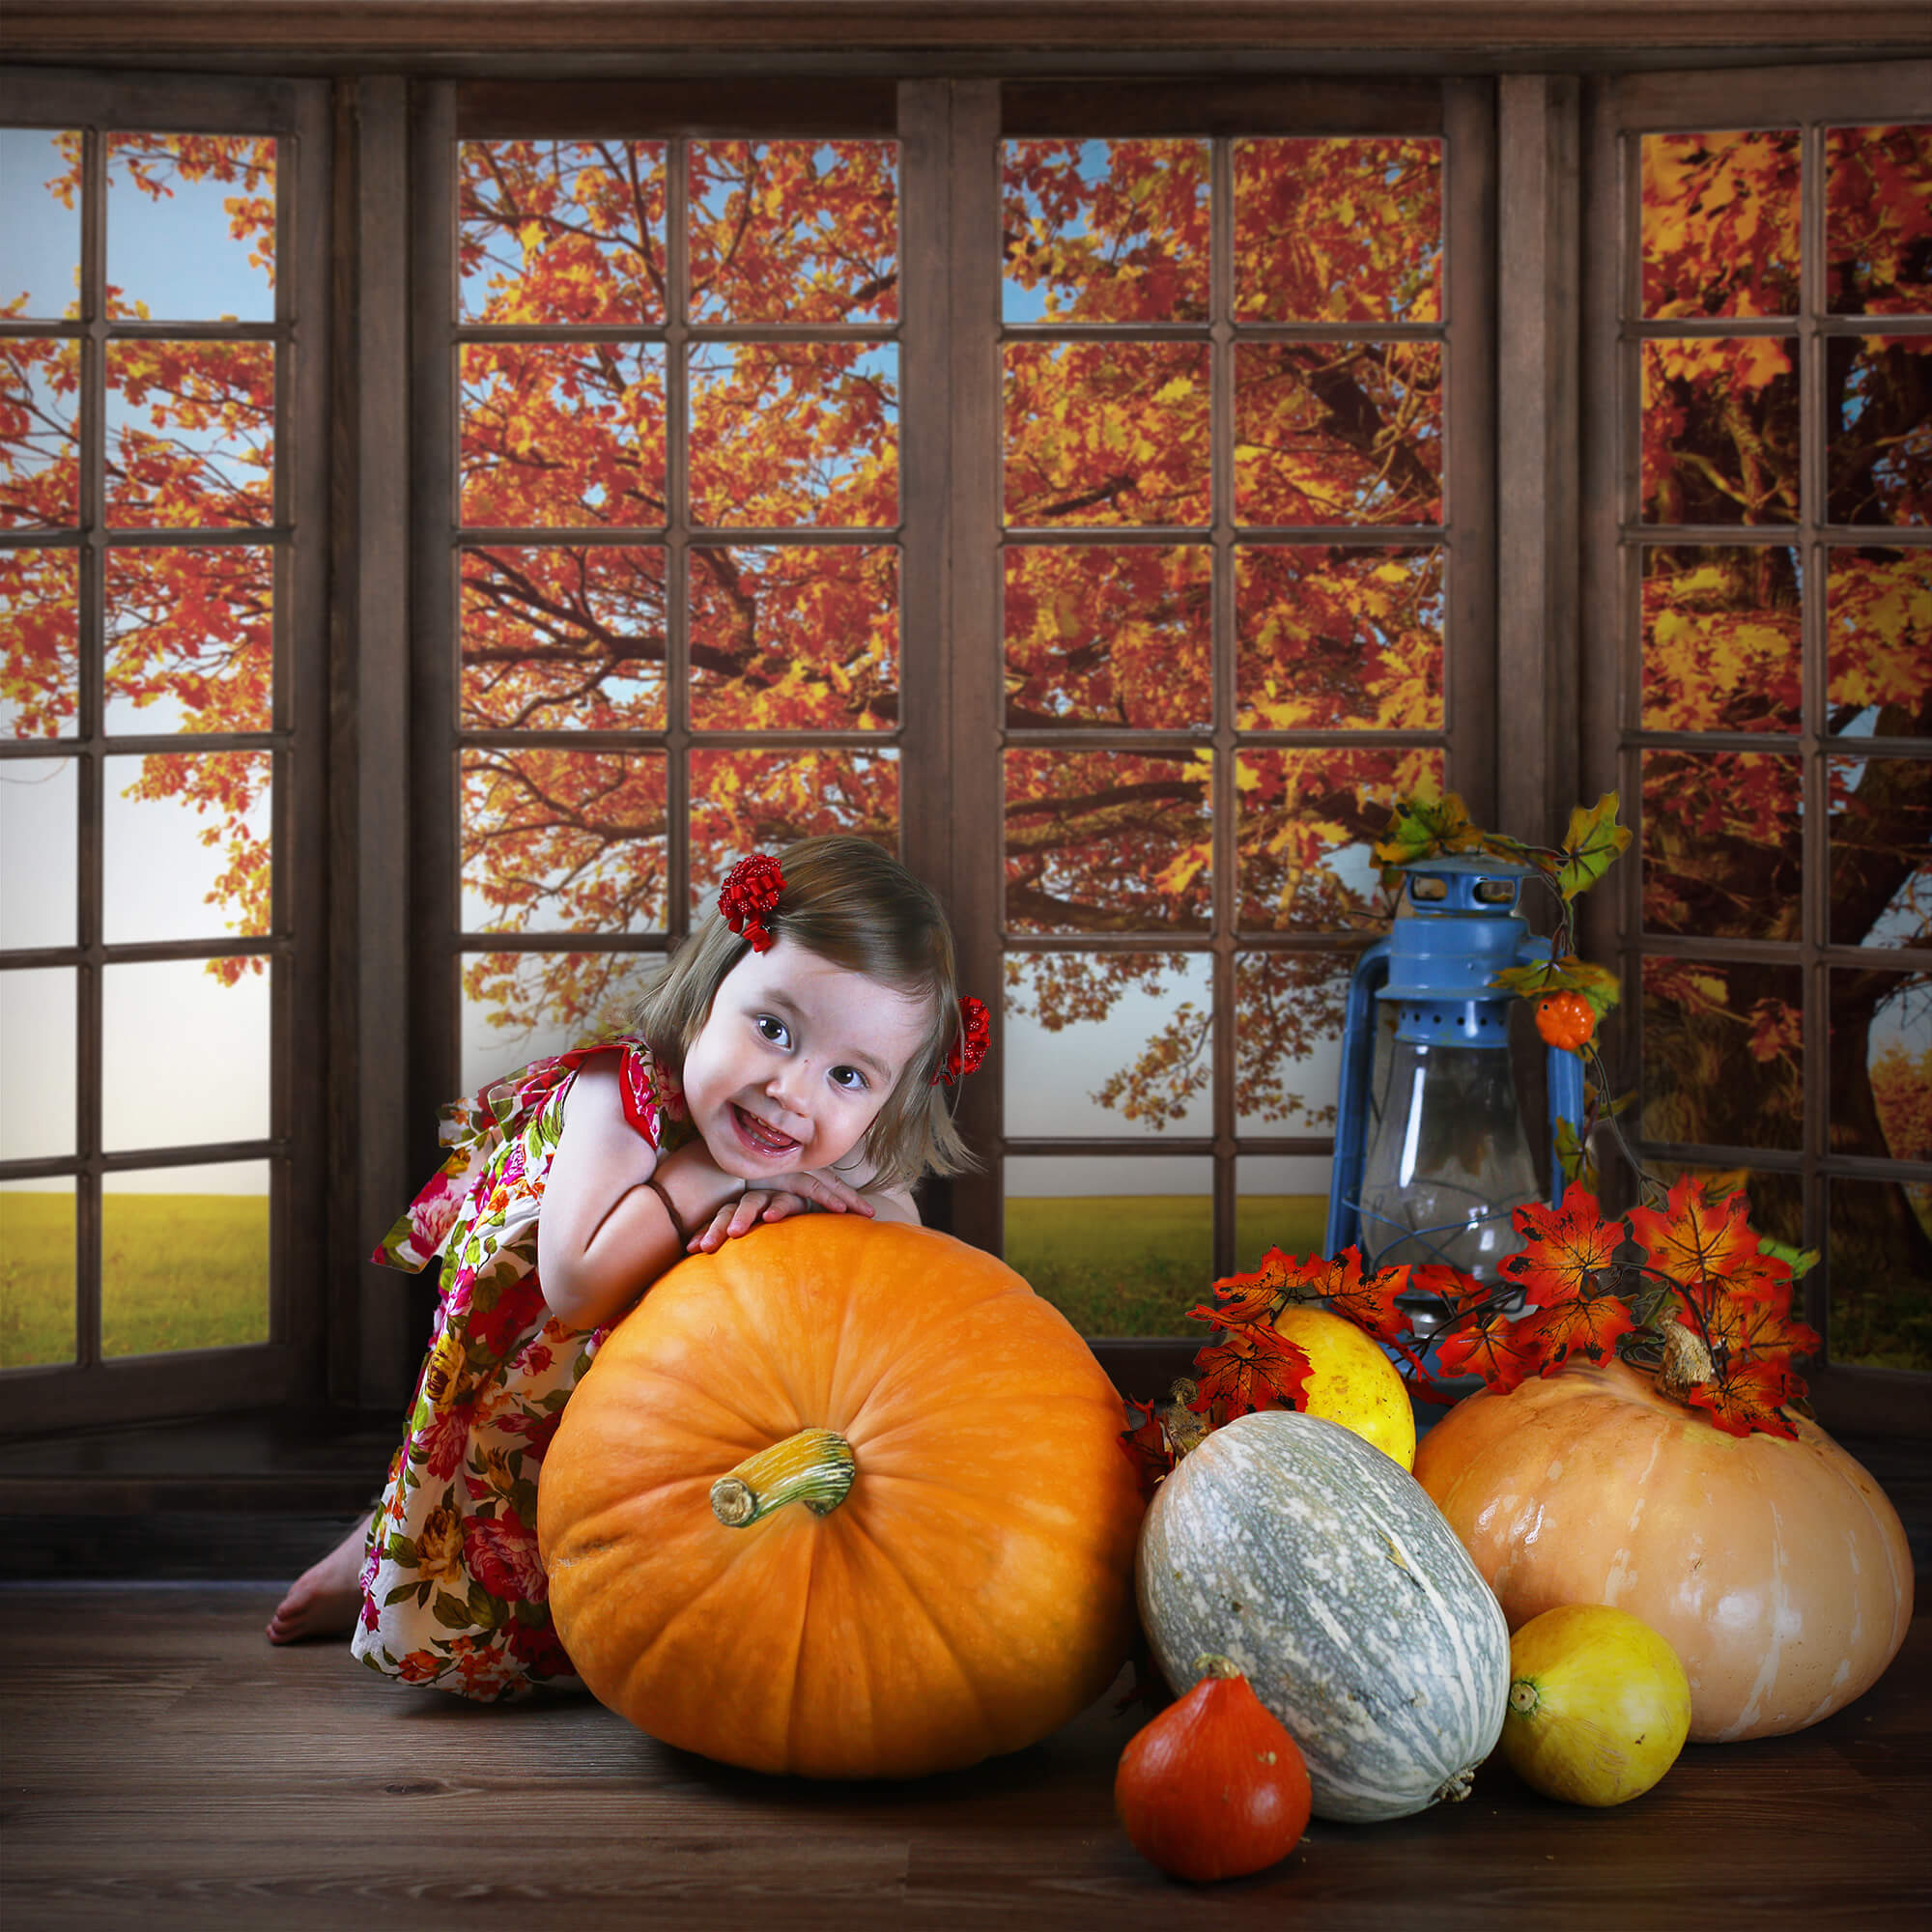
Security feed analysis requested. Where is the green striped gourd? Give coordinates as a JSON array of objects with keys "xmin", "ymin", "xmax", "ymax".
[{"xmin": 1136, "ymin": 1408, "xmax": 1510, "ymax": 1823}]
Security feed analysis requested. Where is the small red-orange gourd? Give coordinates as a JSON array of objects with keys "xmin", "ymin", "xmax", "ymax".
[{"xmin": 536, "ymin": 1216, "xmax": 1144, "ymax": 1779}]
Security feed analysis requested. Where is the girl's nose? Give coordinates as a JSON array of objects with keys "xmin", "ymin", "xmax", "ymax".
[{"xmin": 765, "ymin": 1065, "xmax": 811, "ymax": 1130}]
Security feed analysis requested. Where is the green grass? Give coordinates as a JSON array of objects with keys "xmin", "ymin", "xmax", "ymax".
[
  {"xmin": 1005, "ymin": 1194, "xmax": 1330, "ymax": 1336},
  {"xmin": 0, "ymin": 1193, "xmax": 270, "ymax": 1368}
]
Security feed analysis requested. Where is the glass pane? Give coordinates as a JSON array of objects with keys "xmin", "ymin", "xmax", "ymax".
[
  {"xmin": 689, "ymin": 342, "xmax": 897, "ymax": 529},
  {"xmin": 1830, "ymin": 1177, "xmax": 1932, "ymax": 1371},
  {"xmin": 0, "ymin": 753, "xmax": 76, "ymax": 948},
  {"xmin": 1003, "ymin": 950, "xmax": 1211, "ymax": 1136},
  {"xmin": 1, "ymin": 338, "xmax": 80, "ymax": 527},
  {"xmin": 691, "ymin": 545, "xmax": 898, "ymax": 731},
  {"xmin": 102, "ymin": 957, "xmax": 270, "ymax": 1151},
  {"xmin": 1235, "ymin": 136, "xmax": 1441, "ymax": 325},
  {"xmin": 460, "ymin": 545, "xmax": 666, "ymax": 731},
  {"xmin": 1641, "ymin": 338, "xmax": 1799, "ymax": 526},
  {"xmin": 461, "ymin": 949, "xmax": 667, "ymax": 1094},
  {"xmin": 1236, "ymin": 545, "xmax": 1443, "ymax": 731},
  {"xmin": 1002, "ymin": 138, "xmax": 1208, "ymax": 326},
  {"xmin": 1642, "ymin": 749, "xmax": 1800, "ymax": 941},
  {"xmin": 105, "ymin": 340, "xmax": 274, "ymax": 528},
  {"xmin": 105, "ymin": 546, "xmax": 273, "ymax": 734},
  {"xmin": 460, "ymin": 747, "xmax": 668, "ymax": 934},
  {"xmin": 1829, "ymin": 548, "xmax": 1931, "ymax": 736},
  {"xmin": 105, "ymin": 134, "xmax": 275, "ymax": 324},
  {"xmin": 1, "ymin": 967, "xmax": 74, "ymax": 1159},
  {"xmin": 1004, "ymin": 544, "xmax": 1210, "ymax": 729},
  {"xmin": 1004, "ymin": 340, "xmax": 1210, "ymax": 528},
  {"xmin": 459, "ymin": 341, "xmax": 666, "ymax": 529},
  {"xmin": 1004, "ymin": 748, "xmax": 1211, "ymax": 934},
  {"xmin": 687, "ymin": 747, "xmax": 898, "ymax": 912},
  {"xmin": 693, "ymin": 140, "xmax": 898, "ymax": 326},
  {"xmin": 1639, "ymin": 955, "xmax": 1803, "ymax": 1151},
  {"xmin": 1640, "ymin": 129, "xmax": 1801, "ymax": 319},
  {"xmin": 1, "ymin": 128, "xmax": 81, "ymax": 318},
  {"xmin": 459, "ymin": 139, "xmax": 666, "ymax": 326},
  {"xmin": 1004, "ymin": 1153, "xmax": 1212, "ymax": 1335},
  {"xmin": 1834, "ymin": 966, "xmax": 1930, "ymax": 1163},
  {"xmin": 1237, "ymin": 745, "xmax": 1441, "ymax": 932},
  {"xmin": 104, "ymin": 750, "xmax": 271, "ymax": 944},
  {"xmin": 1826, "ymin": 124, "xmax": 1932, "ymax": 317},
  {"xmin": 0, "ymin": 1177, "xmax": 74, "ymax": 1369},
  {"xmin": 1640, "ymin": 545, "xmax": 1802, "ymax": 733},
  {"xmin": 0, "ymin": 546, "xmax": 79, "ymax": 737},
  {"xmin": 1236, "ymin": 1155, "xmax": 1334, "ymax": 1270},
  {"xmin": 1236, "ymin": 342, "xmax": 1442, "ymax": 526},
  {"xmin": 1830, "ymin": 752, "xmax": 1932, "ymax": 949},
  {"xmin": 101, "ymin": 1159, "xmax": 270, "ymax": 1357},
  {"xmin": 1235, "ymin": 951, "xmax": 1350, "ymax": 1134},
  {"xmin": 1828, "ymin": 335, "xmax": 1932, "ymax": 526}
]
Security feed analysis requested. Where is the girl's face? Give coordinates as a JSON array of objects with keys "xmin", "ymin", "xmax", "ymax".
[{"xmin": 680, "ymin": 936, "xmax": 932, "ymax": 1181}]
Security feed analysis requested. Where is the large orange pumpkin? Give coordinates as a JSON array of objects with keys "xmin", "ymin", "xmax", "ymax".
[
  {"xmin": 536, "ymin": 1215, "xmax": 1144, "ymax": 1778},
  {"xmin": 1412, "ymin": 1359, "xmax": 1915, "ymax": 1743}
]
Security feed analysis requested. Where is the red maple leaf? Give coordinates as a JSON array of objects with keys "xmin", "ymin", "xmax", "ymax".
[
  {"xmin": 1190, "ymin": 1323, "xmax": 1314, "ymax": 1425},
  {"xmin": 1435, "ymin": 1314, "xmax": 1542, "ymax": 1393},
  {"xmin": 1520, "ymin": 1287, "xmax": 1637, "ymax": 1370},
  {"xmin": 1690, "ymin": 1291, "xmax": 1819, "ymax": 1370},
  {"xmin": 1628, "ymin": 1175, "xmax": 1787, "ymax": 1302},
  {"xmin": 1204, "ymin": 1245, "xmax": 1334, "ymax": 1315},
  {"xmin": 1500, "ymin": 1183, "xmax": 1627, "ymax": 1309},
  {"xmin": 1684, "ymin": 1357, "xmax": 1802, "ymax": 1440},
  {"xmin": 1117, "ymin": 1400, "xmax": 1174, "ymax": 1501}
]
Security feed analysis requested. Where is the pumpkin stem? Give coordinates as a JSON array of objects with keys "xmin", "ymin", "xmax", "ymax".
[
  {"xmin": 1508, "ymin": 1678, "xmax": 1541, "ymax": 1718},
  {"xmin": 1195, "ymin": 1654, "xmax": 1245, "ymax": 1681},
  {"xmin": 710, "ymin": 1428, "xmax": 856, "ymax": 1527}
]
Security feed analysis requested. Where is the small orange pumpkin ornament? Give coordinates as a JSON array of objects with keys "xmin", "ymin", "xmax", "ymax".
[{"xmin": 536, "ymin": 1217, "xmax": 1144, "ymax": 1779}]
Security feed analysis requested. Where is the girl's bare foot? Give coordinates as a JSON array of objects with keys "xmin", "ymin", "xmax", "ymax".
[{"xmin": 266, "ymin": 1520, "xmax": 369, "ymax": 1644}]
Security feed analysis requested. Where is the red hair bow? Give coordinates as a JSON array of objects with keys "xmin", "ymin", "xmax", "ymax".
[
  {"xmin": 935, "ymin": 995, "xmax": 990, "ymax": 1087},
  {"xmin": 719, "ymin": 853, "xmax": 784, "ymax": 953}
]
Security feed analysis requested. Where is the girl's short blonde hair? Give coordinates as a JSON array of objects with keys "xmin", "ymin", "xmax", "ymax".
[{"xmin": 632, "ymin": 835, "xmax": 979, "ymax": 1193}]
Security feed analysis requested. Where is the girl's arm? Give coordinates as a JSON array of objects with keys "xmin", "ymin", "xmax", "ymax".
[{"xmin": 686, "ymin": 1167, "xmax": 919, "ymax": 1253}]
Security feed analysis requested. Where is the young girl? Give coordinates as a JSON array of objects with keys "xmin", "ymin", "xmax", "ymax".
[{"xmin": 267, "ymin": 836, "xmax": 986, "ymax": 1700}]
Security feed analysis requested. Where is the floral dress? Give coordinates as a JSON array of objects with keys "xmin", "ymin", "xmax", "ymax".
[{"xmin": 351, "ymin": 1033, "xmax": 688, "ymax": 1701}]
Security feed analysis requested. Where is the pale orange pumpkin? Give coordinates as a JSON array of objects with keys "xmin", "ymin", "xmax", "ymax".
[
  {"xmin": 535, "ymin": 1215, "xmax": 1144, "ymax": 1778},
  {"xmin": 1412, "ymin": 1359, "xmax": 1915, "ymax": 1743}
]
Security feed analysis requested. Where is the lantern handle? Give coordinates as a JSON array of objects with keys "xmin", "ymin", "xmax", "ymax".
[{"xmin": 1325, "ymin": 938, "xmax": 1392, "ymax": 1255}]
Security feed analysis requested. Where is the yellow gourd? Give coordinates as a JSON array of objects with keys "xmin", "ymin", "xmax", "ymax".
[{"xmin": 1272, "ymin": 1304, "xmax": 1416, "ymax": 1469}]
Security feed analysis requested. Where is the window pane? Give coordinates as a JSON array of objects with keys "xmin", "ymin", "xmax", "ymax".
[
  {"xmin": 1236, "ymin": 1155, "xmax": 1334, "ymax": 1271},
  {"xmin": 1641, "ymin": 338, "xmax": 1799, "ymax": 526},
  {"xmin": 1237, "ymin": 745, "xmax": 1441, "ymax": 931},
  {"xmin": 1830, "ymin": 1177, "xmax": 1932, "ymax": 1371},
  {"xmin": 1005, "ymin": 748, "xmax": 1211, "ymax": 934},
  {"xmin": 689, "ymin": 342, "xmax": 897, "ymax": 529},
  {"xmin": 105, "ymin": 340, "xmax": 274, "ymax": 528},
  {"xmin": 1829, "ymin": 548, "xmax": 1931, "ymax": 736},
  {"xmin": 1005, "ymin": 544, "xmax": 1210, "ymax": 729},
  {"xmin": 105, "ymin": 545, "xmax": 273, "ymax": 734},
  {"xmin": 102, "ymin": 957, "xmax": 270, "ymax": 1150},
  {"xmin": 460, "ymin": 747, "xmax": 668, "ymax": 934},
  {"xmin": 459, "ymin": 341, "xmax": 666, "ymax": 529},
  {"xmin": 1641, "ymin": 748, "xmax": 1800, "ymax": 941},
  {"xmin": 104, "ymin": 750, "xmax": 270, "ymax": 944},
  {"xmin": 105, "ymin": 134, "xmax": 275, "ymax": 324},
  {"xmin": 0, "ymin": 547, "xmax": 79, "ymax": 736},
  {"xmin": 1004, "ymin": 1153, "xmax": 1212, "ymax": 1335},
  {"xmin": 1640, "ymin": 130, "xmax": 1801, "ymax": 319},
  {"xmin": 1, "ymin": 338, "xmax": 80, "ymax": 528},
  {"xmin": 1830, "ymin": 752, "xmax": 1932, "ymax": 949},
  {"xmin": 1236, "ymin": 545, "xmax": 1443, "ymax": 730},
  {"xmin": 1834, "ymin": 966, "xmax": 1930, "ymax": 1163},
  {"xmin": 1236, "ymin": 342, "xmax": 1442, "ymax": 526},
  {"xmin": 1, "ymin": 128, "xmax": 80, "ymax": 319},
  {"xmin": 1235, "ymin": 951, "xmax": 1349, "ymax": 1134},
  {"xmin": 461, "ymin": 950, "xmax": 666, "ymax": 1094},
  {"xmin": 1003, "ymin": 950, "xmax": 1211, "ymax": 1136},
  {"xmin": 101, "ymin": 1160, "xmax": 270, "ymax": 1358},
  {"xmin": 691, "ymin": 545, "xmax": 896, "ymax": 730},
  {"xmin": 1235, "ymin": 137, "xmax": 1441, "ymax": 325},
  {"xmin": 1639, "ymin": 955, "xmax": 1804, "ymax": 1151},
  {"xmin": 0, "ymin": 754, "xmax": 76, "ymax": 948},
  {"xmin": 692, "ymin": 140, "xmax": 898, "ymax": 326},
  {"xmin": 459, "ymin": 139, "xmax": 666, "ymax": 327},
  {"xmin": 1004, "ymin": 340, "xmax": 1210, "ymax": 528},
  {"xmin": 1828, "ymin": 335, "xmax": 1932, "ymax": 526},
  {"xmin": 1826, "ymin": 124, "xmax": 1932, "ymax": 317},
  {"xmin": 1640, "ymin": 545, "xmax": 1801, "ymax": 733},
  {"xmin": 1002, "ymin": 138, "xmax": 1208, "ymax": 326},
  {"xmin": 687, "ymin": 748, "xmax": 897, "ymax": 912},
  {"xmin": 1, "ymin": 967, "xmax": 74, "ymax": 1159},
  {"xmin": 0, "ymin": 1178, "xmax": 74, "ymax": 1369},
  {"xmin": 460, "ymin": 544, "xmax": 666, "ymax": 731}
]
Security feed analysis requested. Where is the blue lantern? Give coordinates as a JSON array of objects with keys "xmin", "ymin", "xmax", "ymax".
[{"xmin": 1325, "ymin": 857, "xmax": 1584, "ymax": 1297}]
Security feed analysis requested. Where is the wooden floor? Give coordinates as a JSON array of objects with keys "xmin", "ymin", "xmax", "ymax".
[{"xmin": 4, "ymin": 1578, "xmax": 1930, "ymax": 1931}]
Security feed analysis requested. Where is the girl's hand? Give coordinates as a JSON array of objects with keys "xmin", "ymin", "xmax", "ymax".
[{"xmin": 686, "ymin": 1167, "xmax": 875, "ymax": 1254}]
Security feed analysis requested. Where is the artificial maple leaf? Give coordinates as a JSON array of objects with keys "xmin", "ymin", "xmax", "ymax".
[
  {"xmin": 1285, "ymin": 1247, "xmax": 1413, "ymax": 1345},
  {"xmin": 1521, "ymin": 1289, "xmax": 1637, "ymax": 1370},
  {"xmin": 1435, "ymin": 1313, "xmax": 1541, "ymax": 1393},
  {"xmin": 1553, "ymin": 791, "xmax": 1633, "ymax": 899},
  {"xmin": 1628, "ymin": 1175, "xmax": 1790, "ymax": 1303},
  {"xmin": 1373, "ymin": 783, "xmax": 1483, "ymax": 879},
  {"xmin": 1193, "ymin": 1245, "xmax": 1326, "ymax": 1326},
  {"xmin": 1697, "ymin": 1289, "xmax": 1820, "ymax": 1369},
  {"xmin": 1684, "ymin": 1357, "xmax": 1802, "ymax": 1440},
  {"xmin": 1117, "ymin": 1399, "xmax": 1176, "ymax": 1501},
  {"xmin": 1501, "ymin": 1184, "xmax": 1628, "ymax": 1309},
  {"xmin": 1491, "ymin": 953, "xmax": 1624, "ymax": 1019},
  {"xmin": 1190, "ymin": 1323, "xmax": 1313, "ymax": 1426}
]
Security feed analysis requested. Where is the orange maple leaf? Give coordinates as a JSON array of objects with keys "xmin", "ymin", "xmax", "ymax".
[
  {"xmin": 1500, "ymin": 1183, "xmax": 1627, "ymax": 1309},
  {"xmin": 1435, "ymin": 1313, "xmax": 1540, "ymax": 1392},
  {"xmin": 1190, "ymin": 1323, "xmax": 1314, "ymax": 1426},
  {"xmin": 1627, "ymin": 1174, "xmax": 1786, "ymax": 1301},
  {"xmin": 1519, "ymin": 1290, "xmax": 1636, "ymax": 1372},
  {"xmin": 1684, "ymin": 1357, "xmax": 1802, "ymax": 1440}
]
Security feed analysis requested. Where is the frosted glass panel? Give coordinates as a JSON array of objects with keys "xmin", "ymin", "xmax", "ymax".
[
  {"xmin": 102, "ymin": 956, "xmax": 270, "ymax": 1151},
  {"xmin": 0, "ymin": 754, "xmax": 76, "ymax": 948}
]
